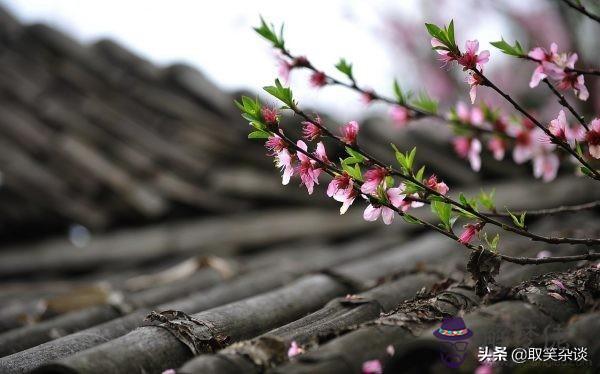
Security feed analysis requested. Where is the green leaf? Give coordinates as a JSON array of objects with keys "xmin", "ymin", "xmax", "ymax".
[
  {"xmin": 335, "ymin": 58, "xmax": 354, "ymax": 80},
  {"xmin": 446, "ymin": 19, "xmax": 455, "ymax": 46},
  {"xmin": 345, "ymin": 147, "xmax": 365, "ymax": 163},
  {"xmin": 483, "ymin": 232, "xmax": 500, "ymax": 252},
  {"xmin": 490, "ymin": 38, "xmax": 524, "ymax": 57},
  {"xmin": 391, "ymin": 144, "xmax": 407, "ymax": 171},
  {"xmin": 406, "ymin": 147, "xmax": 417, "ymax": 172},
  {"xmin": 432, "ymin": 200, "xmax": 453, "ymax": 231},
  {"xmin": 248, "ymin": 130, "xmax": 270, "ymax": 139},
  {"xmin": 341, "ymin": 161, "xmax": 362, "ymax": 181},
  {"xmin": 411, "ymin": 91, "xmax": 438, "ymax": 115},
  {"xmin": 393, "ymin": 79, "xmax": 412, "ymax": 105},
  {"xmin": 506, "ymin": 208, "xmax": 526, "ymax": 228},
  {"xmin": 478, "ymin": 188, "xmax": 496, "ymax": 211},
  {"xmin": 402, "ymin": 214, "xmax": 421, "ymax": 225},
  {"xmin": 414, "ymin": 165, "xmax": 426, "ymax": 181},
  {"xmin": 263, "ymin": 79, "xmax": 295, "ymax": 108},
  {"xmin": 254, "ymin": 16, "xmax": 285, "ymax": 49},
  {"xmin": 459, "ymin": 192, "xmax": 477, "ymax": 211},
  {"xmin": 425, "ymin": 23, "xmax": 444, "ymax": 41},
  {"xmin": 424, "ymin": 20, "xmax": 457, "ymax": 53}
]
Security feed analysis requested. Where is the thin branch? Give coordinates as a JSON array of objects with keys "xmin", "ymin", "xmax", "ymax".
[
  {"xmin": 542, "ymin": 78, "xmax": 589, "ymax": 130},
  {"xmin": 560, "ymin": 0, "xmax": 600, "ymax": 24},
  {"xmin": 406, "ymin": 196, "xmax": 600, "ymax": 217},
  {"xmin": 473, "ymin": 69, "xmax": 600, "ymax": 181},
  {"xmin": 272, "ymin": 125, "xmax": 600, "ymax": 266},
  {"xmin": 523, "ymin": 55, "xmax": 600, "ymax": 76},
  {"xmin": 278, "ymin": 48, "xmax": 506, "ymax": 139},
  {"xmin": 289, "ymin": 106, "xmax": 600, "ymax": 246}
]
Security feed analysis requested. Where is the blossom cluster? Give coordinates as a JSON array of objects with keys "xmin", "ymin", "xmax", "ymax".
[
  {"xmin": 447, "ymin": 100, "xmax": 600, "ymax": 181},
  {"xmin": 262, "ymin": 110, "xmax": 449, "ymax": 225},
  {"xmin": 528, "ymin": 43, "xmax": 588, "ymax": 100},
  {"xmin": 246, "ymin": 17, "xmax": 600, "ymax": 267}
]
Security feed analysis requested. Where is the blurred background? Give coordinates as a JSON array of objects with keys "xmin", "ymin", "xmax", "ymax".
[{"xmin": 0, "ymin": 0, "xmax": 599, "ymax": 349}]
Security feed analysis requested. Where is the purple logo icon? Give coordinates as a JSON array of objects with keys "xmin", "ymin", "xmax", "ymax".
[{"xmin": 433, "ymin": 317, "xmax": 473, "ymax": 368}]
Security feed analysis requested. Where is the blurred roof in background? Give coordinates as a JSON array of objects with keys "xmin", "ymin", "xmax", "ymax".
[{"xmin": 7, "ymin": 0, "xmax": 597, "ymax": 120}]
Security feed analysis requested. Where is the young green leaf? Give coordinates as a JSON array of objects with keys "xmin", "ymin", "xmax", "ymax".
[
  {"xmin": 393, "ymin": 79, "xmax": 412, "ymax": 105},
  {"xmin": 483, "ymin": 232, "xmax": 500, "ymax": 252},
  {"xmin": 254, "ymin": 16, "xmax": 285, "ymax": 49},
  {"xmin": 411, "ymin": 91, "xmax": 438, "ymax": 115},
  {"xmin": 506, "ymin": 208, "xmax": 527, "ymax": 228},
  {"xmin": 263, "ymin": 79, "xmax": 295, "ymax": 108},
  {"xmin": 414, "ymin": 165, "xmax": 426, "ymax": 181},
  {"xmin": 432, "ymin": 200, "xmax": 453, "ymax": 231},
  {"xmin": 335, "ymin": 58, "xmax": 354, "ymax": 80},
  {"xmin": 478, "ymin": 188, "xmax": 496, "ymax": 211},
  {"xmin": 490, "ymin": 38, "xmax": 524, "ymax": 57},
  {"xmin": 248, "ymin": 130, "xmax": 270, "ymax": 139},
  {"xmin": 402, "ymin": 214, "xmax": 421, "ymax": 225}
]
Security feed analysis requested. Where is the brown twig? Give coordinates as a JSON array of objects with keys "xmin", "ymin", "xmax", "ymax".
[
  {"xmin": 542, "ymin": 78, "xmax": 589, "ymax": 131},
  {"xmin": 406, "ymin": 196, "xmax": 600, "ymax": 217},
  {"xmin": 523, "ymin": 54, "xmax": 600, "ymax": 76},
  {"xmin": 272, "ymin": 125, "xmax": 599, "ymax": 266},
  {"xmin": 278, "ymin": 48, "xmax": 506, "ymax": 139},
  {"xmin": 473, "ymin": 69, "xmax": 600, "ymax": 181},
  {"xmin": 289, "ymin": 106, "xmax": 600, "ymax": 246},
  {"xmin": 560, "ymin": 0, "xmax": 600, "ymax": 24}
]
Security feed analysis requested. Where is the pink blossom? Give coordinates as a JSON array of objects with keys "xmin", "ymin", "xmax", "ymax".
[
  {"xmin": 458, "ymin": 40, "xmax": 490, "ymax": 70},
  {"xmin": 547, "ymin": 110, "xmax": 585, "ymax": 146},
  {"xmin": 337, "ymin": 189, "xmax": 357, "ymax": 214},
  {"xmin": 386, "ymin": 345, "xmax": 395, "ymax": 356},
  {"xmin": 453, "ymin": 137, "xmax": 482, "ymax": 171},
  {"xmin": 431, "ymin": 38, "xmax": 457, "ymax": 66},
  {"xmin": 424, "ymin": 174, "xmax": 449, "ymax": 195},
  {"xmin": 278, "ymin": 58, "xmax": 293, "ymax": 82},
  {"xmin": 456, "ymin": 102, "xmax": 484, "ymax": 126},
  {"xmin": 511, "ymin": 128, "xmax": 534, "ymax": 164},
  {"xmin": 340, "ymin": 121, "xmax": 359, "ymax": 145},
  {"xmin": 288, "ymin": 341, "xmax": 304, "ymax": 358},
  {"xmin": 313, "ymin": 142, "xmax": 331, "ymax": 165},
  {"xmin": 458, "ymin": 223, "xmax": 481, "ymax": 245},
  {"xmin": 585, "ymin": 118, "xmax": 600, "ymax": 159},
  {"xmin": 362, "ymin": 359, "xmax": 383, "ymax": 374},
  {"xmin": 360, "ymin": 166, "xmax": 388, "ymax": 195},
  {"xmin": 295, "ymin": 140, "xmax": 321, "ymax": 194},
  {"xmin": 399, "ymin": 193, "xmax": 425, "ymax": 212},
  {"xmin": 466, "ymin": 72, "xmax": 485, "ymax": 104},
  {"xmin": 363, "ymin": 186, "xmax": 406, "ymax": 225},
  {"xmin": 530, "ymin": 44, "xmax": 589, "ymax": 101},
  {"xmin": 389, "ymin": 105, "xmax": 411, "ymax": 128},
  {"xmin": 533, "ymin": 151, "xmax": 559, "ymax": 182},
  {"xmin": 265, "ymin": 134, "xmax": 287, "ymax": 154},
  {"xmin": 309, "ymin": 71, "xmax": 327, "ymax": 88},
  {"xmin": 327, "ymin": 172, "xmax": 353, "ymax": 199},
  {"xmin": 261, "ymin": 107, "xmax": 279, "ymax": 126},
  {"xmin": 487, "ymin": 137, "xmax": 506, "ymax": 161},
  {"xmin": 162, "ymin": 370, "xmax": 176, "ymax": 374},
  {"xmin": 527, "ymin": 43, "xmax": 558, "ymax": 88},
  {"xmin": 265, "ymin": 135, "xmax": 294, "ymax": 185},
  {"xmin": 301, "ymin": 116, "xmax": 322, "ymax": 141}
]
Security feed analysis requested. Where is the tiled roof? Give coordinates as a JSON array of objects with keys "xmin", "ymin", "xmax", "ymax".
[{"xmin": 0, "ymin": 5, "xmax": 598, "ymax": 374}]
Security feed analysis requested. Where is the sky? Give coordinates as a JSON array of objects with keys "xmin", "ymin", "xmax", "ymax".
[{"xmin": 1, "ymin": 0, "xmax": 520, "ymax": 120}]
